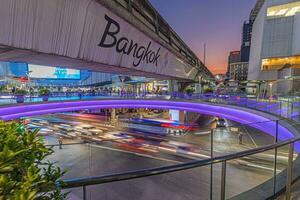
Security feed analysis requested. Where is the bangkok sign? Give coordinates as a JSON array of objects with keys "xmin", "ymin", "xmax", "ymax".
[{"xmin": 98, "ymin": 15, "xmax": 161, "ymax": 67}]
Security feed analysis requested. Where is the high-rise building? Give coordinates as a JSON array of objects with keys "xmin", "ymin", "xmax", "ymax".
[
  {"xmin": 229, "ymin": 62, "xmax": 249, "ymax": 81},
  {"xmin": 248, "ymin": 0, "xmax": 300, "ymax": 95},
  {"xmin": 240, "ymin": 21, "xmax": 252, "ymax": 62},
  {"xmin": 227, "ymin": 51, "xmax": 248, "ymax": 82},
  {"xmin": 227, "ymin": 51, "xmax": 241, "ymax": 73},
  {"xmin": 240, "ymin": 0, "xmax": 266, "ymax": 62}
]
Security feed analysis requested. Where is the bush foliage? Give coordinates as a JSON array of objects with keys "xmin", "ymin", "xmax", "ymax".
[{"xmin": 0, "ymin": 121, "xmax": 67, "ymax": 200}]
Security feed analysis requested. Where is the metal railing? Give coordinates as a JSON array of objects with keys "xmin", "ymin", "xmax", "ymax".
[
  {"xmin": 1, "ymin": 92, "xmax": 299, "ymax": 122},
  {"xmin": 56, "ymin": 127, "xmax": 300, "ymax": 200},
  {"xmin": 42, "ymin": 109, "xmax": 300, "ymax": 199},
  {"xmin": 3, "ymin": 92, "xmax": 300, "ymax": 198}
]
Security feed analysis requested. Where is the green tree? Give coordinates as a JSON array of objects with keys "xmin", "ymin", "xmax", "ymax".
[
  {"xmin": 38, "ymin": 88, "xmax": 51, "ymax": 96},
  {"xmin": 0, "ymin": 121, "xmax": 67, "ymax": 200}
]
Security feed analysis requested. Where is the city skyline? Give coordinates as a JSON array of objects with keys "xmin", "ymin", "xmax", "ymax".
[
  {"xmin": 1, "ymin": 0, "xmax": 300, "ymax": 199},
  {"xmin": 149, "ymin": 0, "xmax": 257, "ymax": 74}
]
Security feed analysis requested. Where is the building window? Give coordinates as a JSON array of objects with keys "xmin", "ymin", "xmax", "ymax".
[
  {"xmin": 261, "ymin": 55, "xmax": 300, "ymax": 70},
  {"xmin": 267, "ymin": 1, "xmax": 300, "ymax": 18}
]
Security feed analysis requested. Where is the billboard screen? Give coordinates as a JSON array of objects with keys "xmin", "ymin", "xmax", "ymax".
[
  {"xmin": 28, "ymin": 64, "xmax": 80, "ymax": 79},
  {"xmin": 169, "ymin": 110, "xmax": 180, "ymax": 122}
]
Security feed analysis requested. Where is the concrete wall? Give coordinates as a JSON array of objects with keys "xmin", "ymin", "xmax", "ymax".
[
  {"xmin": 292, "ymin": 14, "xmax": 300, "ymax": 54},
  {"xmin": 248, "ymin": 0, "xmax": 300, "ymax": 82},
  {"xmin": 248, "ymin": 2, "xmax": 277, "ymax": 80},
  {"xmin": 262, "ymin": 17, "xmax": 294, "ymax": 58}
]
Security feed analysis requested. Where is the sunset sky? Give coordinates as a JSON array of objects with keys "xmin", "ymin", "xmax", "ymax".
[{"xmin": 149, "ymin": 0, "xmax": 257, "ymax": 74}]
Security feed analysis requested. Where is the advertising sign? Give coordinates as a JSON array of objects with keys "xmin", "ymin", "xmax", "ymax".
[{"xmin": 28, "ymin": 64, "xmax": 80, "ymax": 79}]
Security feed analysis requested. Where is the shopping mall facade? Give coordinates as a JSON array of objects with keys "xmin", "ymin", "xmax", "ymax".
[
  {"xmin": 248, "ymin": 0, "xmax": 300, "ymax": 96},
  {"xmin": 0, "ymin": 61, "xmax": 172, "ymax": 95}
]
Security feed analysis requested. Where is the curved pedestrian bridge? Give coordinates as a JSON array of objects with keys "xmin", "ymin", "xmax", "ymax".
[
  {"xmin": 0, "ymin": 99, "xmax": 298, "ymax": 150},
  {"xmin": 1, "ymin": 99, "xmax": 299, "ymax": 199}
]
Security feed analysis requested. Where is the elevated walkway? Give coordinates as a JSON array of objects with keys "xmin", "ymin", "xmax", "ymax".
[
  {"xmin": 0, "ymin": 0, "xmax": 212, "ymax": 81},
  {"xmin": 1, "ymin": 97, "xmax": 299, "ymax": 199}
]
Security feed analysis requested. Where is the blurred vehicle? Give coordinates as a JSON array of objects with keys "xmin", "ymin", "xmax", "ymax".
[
  {"xmin": 161, "ymin": 141, "xmax": 199, "ymax": 153},
  {"xmin": 26, "ymin": 123, "xmax": 41, "ymax": 130},
  {"xmin": 216, "ymin": 118, "xmax": 226, "ymax": 127},
  {"xmin": 55, "ymin": 132, "xmax": 73, "ymax": 139},
  {"xmin": 74, "ymin": 125, "xmax": 95, "ymax": 135},
  {"xmin": 76, "ymin": 124, "xmax": 95, "ymax": 130},
  {"xmin": 100, "ymin": 132, "xmax": 130, "ymax": 141},
  {"xmin": 89, "ymin": 128, "xmax": 104, "ymax": 135},
  {"xmin": 36, "ymin": 128, "xmax": 53, "ymax": 135},
  {"xmin": 80, "ymin": 135, "xmax": 102, "ymax": 143},
  {"xmin": 118, "ymin": 138, "xmax": 156, "ymax": 153},
  {"xmin": 80, "ymin": 131, "xmax": 93, "ymax": 136},
  {"xmin": 66, "ymin": 130, "xmax": 79, "ymax": 137}
]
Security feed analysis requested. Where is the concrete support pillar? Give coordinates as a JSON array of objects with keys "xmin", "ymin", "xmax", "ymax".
[
  {"xmin": 179, "ymin": 110, "xmax": 185, "ymax": 124},
  {"xmin": 139, "ymin": 108, "xmax": 143, "ymax": 119},
  {"xmin": 168, "ymin": 80, "xmax": 179, "ymax": 94},
  {"xmin": 111, "ymin": 108, "xmax": 117, "ymax": 125},
  {"xmin": 195, "ymin": 83, "xmax": 202, "ymax": 94},
  {"xmin": 178, "ymin": 82, "xmax": 192, "ymax": 93}
]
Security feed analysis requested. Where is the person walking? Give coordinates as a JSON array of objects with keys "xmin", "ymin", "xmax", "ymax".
[
  {"xmin": 238, "ymin": 133, "xmax": 243, "ymax": 145},
  {"xmin": 58, "ymin": 137, "xmax": 63, "ymax": 149}
]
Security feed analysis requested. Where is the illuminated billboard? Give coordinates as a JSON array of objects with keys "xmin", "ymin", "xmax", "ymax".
[
  {"xmin": 169, "ymin": 110, "xmax": 180, "ymax": 122},
  {"xmin": 28, "ymin": 64, "xmax": 80, "ymax": 79}
]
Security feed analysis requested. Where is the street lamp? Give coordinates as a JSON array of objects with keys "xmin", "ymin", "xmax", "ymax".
[
  {"xmin": 26, "ymin": 70, "xmax": 32, "ymax": 84},
  {"xmin": 26, "ymin": 70, "xmax": 33, "ymax": 98},
  {"xmin": 269, "ymin": 82, "xmax": 273, "ymax": 99}
]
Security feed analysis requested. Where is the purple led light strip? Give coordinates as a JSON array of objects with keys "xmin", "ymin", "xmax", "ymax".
[{"xmin": 0, "ymin": 99, "xmax": 298, "ymax": 151}]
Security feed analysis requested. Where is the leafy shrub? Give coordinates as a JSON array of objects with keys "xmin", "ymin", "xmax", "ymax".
[
  {"xmin": 39, "ymin": 88, "xmax": 51, "ymax": 96},
  {"xmin": 0, "ymin": 121, "xmax": 67, "ymax": 200},
  {"xmin": 186, "ymin": 88, "xmax": 195, "ymax": 94},
  {"xmin": 14, "ymin": 89, "xmax": 28, "ymax": 95},
  {"xmin": 203, "ymin": 88, "xmax": 214, "ymax": 93}
]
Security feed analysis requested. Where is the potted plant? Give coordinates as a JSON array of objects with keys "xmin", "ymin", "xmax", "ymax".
[
  {"xmin": 14, "ymin": 89, "xmax": 28, "ymax": 103},
  {"xmin": 0, "ymin": 121, "xmax": 67, "ymax": 199},
  {"xmin": 186, "ymin": 88, "xmax": 195, "ymax": 96},
  {"xmin": 203, "ymin": 87, "xmax": 213, "ymax": 94},
  {"xmin": 0, "ymin": 85, "xmax": 6, "ymax": 94},
  {"xmin": 39, "ymin": 87, "xmax": 51, "ymax": 101}
]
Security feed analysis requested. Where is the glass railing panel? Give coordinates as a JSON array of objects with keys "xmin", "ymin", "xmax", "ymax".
[
  {"xmin": 48, "ymin": 142, "xmax": 187, "ymax": 180},
  {"xmin": 212, "ymin": 120, "xmax": 278, "ymax": 156},
  {"xmin": 225, "ymin": 149, "xmax": 276, "ymax": 199},
  {"xmin": 62, "ymin": 187, "xmax": 83, "ymax": 200},
  {"xmin": 274, "ymin": 142, "xmax": 299, "ymax": 195},
  {"xmin": 211, "ymin": 162, "xmax": 222, "ymax": 200},
  {"xmin": 267, "ymin": 100, "xmax": 280, "ymax": 115},
  {"xmin": 85, "ymin": 166, "xmax": 211, "ymax": 200},
  {"xmin": 291, "ymin": 101, "xmax": 300, "ymax": 122},
  {"xmin": 48, "ymin": 144, "xmax": 94, "ymax": 179},
  {"xmin": 280, "ymin": 100, "xmax": 290, "ymax": 119}
]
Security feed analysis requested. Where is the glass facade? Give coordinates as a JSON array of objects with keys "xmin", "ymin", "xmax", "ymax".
[
  {"xmin": 267, "ymin": 1, "xmax": 300, "ymax": 18},
  {"xmin": 261, "ymin": 55, "xmax": 300, "ymax": 70}
]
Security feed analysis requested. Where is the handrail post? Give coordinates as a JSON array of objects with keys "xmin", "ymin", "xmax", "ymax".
[
  {"xmin": 279, "ymin": 101, "xmax": 282, "ymax": 117},
  {"xmin": 286, "ymin": 142, "xmax": 294, "ymax": 200},
  {"xmin": 210, "ymin": 129, "xmax": 214, "ymax": 200},
  {"xmin": 83, "ymin": 186, "xmax": 87, "ymax": 200},
  {"xmin": 220, "ymin": 161, "xmax": 227, "ymax": 200},
  {"xmin": 291, "ymin": 102, "xmax": 294, "ymax": 120},
  {"xmin": 273, "ymin": 120, "xmax": 279, "ymax": 195},
  {"xmin": 288, "ymin": 98, "xmax": 291, "ymax": 119}
]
